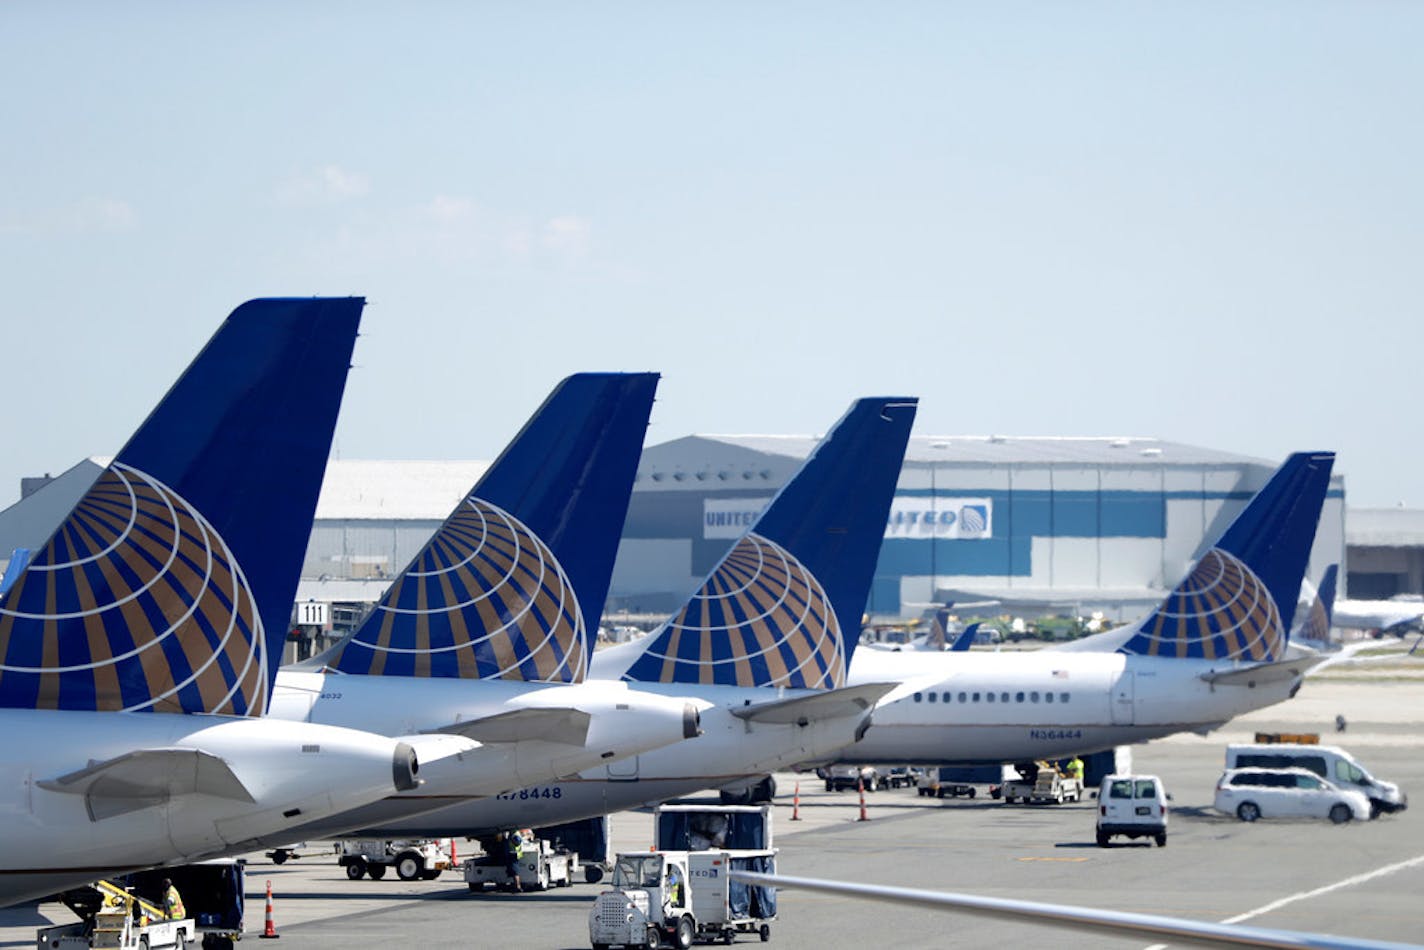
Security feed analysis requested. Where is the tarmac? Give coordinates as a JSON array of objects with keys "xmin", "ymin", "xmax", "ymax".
[{"xmin": 5, "ymin": 676, "xmax": 1423, "ymax": 949}]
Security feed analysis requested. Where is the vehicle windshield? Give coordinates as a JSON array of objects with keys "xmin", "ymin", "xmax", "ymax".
[
  {"xmin": 1109, "ymin": 780, "xmax": 1133, "ymax": 799},
  {"xmin": 1134, "ymin": 780, "xmax": 1157, "ymax": 798},
  {"xmin": 613, "ymin": 855, "xmax": 662, "ymax": 889},
  {"xmin": 1335, "ymin": 760, "xmax": 1370, "ymax": 785}
]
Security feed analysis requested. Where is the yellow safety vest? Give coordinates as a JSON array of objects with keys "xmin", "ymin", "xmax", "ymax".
[{"xmin": 164, "ymin": 886, "xmax": 186, "ymax": 920}]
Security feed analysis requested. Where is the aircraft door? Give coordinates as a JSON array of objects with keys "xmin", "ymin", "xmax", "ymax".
[
  {"xmin": 1111, "ymin": 672, "xmax": 1135, "ymax": 725},
  {"xmin": 606, "ymin": 755, "xmax": 640, "ymax": 781}
]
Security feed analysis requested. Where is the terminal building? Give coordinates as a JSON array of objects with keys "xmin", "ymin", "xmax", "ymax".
[{"xmin": 1, "ymin": 436, "xmax": 1359, "ymax": 637}]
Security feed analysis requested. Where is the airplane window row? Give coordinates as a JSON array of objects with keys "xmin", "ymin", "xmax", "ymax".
[{"xmin": 911, "ymin": 690, "xmax": 1071, "ymax": 704}]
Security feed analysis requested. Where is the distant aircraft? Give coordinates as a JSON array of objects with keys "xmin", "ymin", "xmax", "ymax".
[
  {"xmin": 338, "ymin": 396, "xmax": 915, "ymax": 838},
  {"xmin": 254, "ymin": 375, "xmax": 702, "ymax": 843},
  {"xmin": 839, "ymin": 452, "xmax": 1335, "ymax": 767},
  {"xmin": 0, "ymin": 299, "xmax": 429, "ymax": 906},
  {"xmin": 1330, "ymin": 583, "xmax": 1424, "ymax": 638},
  {"xmin": 1292, "ymin": 564, "xmax": 1339, "ymax": 651},
  {"xmin": 730, "ymin": 870, "xmax": 1421, "ymax": 950}
]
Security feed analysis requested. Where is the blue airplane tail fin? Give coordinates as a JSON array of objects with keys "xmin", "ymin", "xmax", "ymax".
[
  {"xmin": 324, "ymin": 373, "xmax": 658, "ymax": 683},
  {"xmin": 1299, "ymin": 564, "xmax": 1339, "ymax": 645},
  {"xmin": 1120, "ymin": 452, "xmax": 1334, "ymax": 662},
  {"xmin": 622, "ymin": 397, "xmax": 916, "ymax": 689},
  {"xmin": 0, "ymin": 298, "xmax": 363, "ymax": 714},
  {"xmin": 949, "ymin": 621, "xmax": 980, "ymax": 653}
]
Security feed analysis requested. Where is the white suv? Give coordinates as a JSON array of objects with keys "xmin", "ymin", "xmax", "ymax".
[
  {"xmin": 1214, "ymin": 767, "xmax": 1370, "ymax": 824},
  {"xmin": 1096, "ymin": 774, "xmax": 1168, "ymax": 847}
]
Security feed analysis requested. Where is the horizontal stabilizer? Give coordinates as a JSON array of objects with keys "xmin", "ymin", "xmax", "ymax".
[
  {"xmin": 430, "ymin": 706, "xmax": 592, "ymax": 745},
  {"xmin": 1200, "ymin": 656, "xmax": 1325, "ymax": 687},
  {"xmin": 38, "ymin": 748, "xmax": 255, "ymax": 821},
  {"xmin": 731, "ymin": 682, "xmax": 896, "ymax": 724}
]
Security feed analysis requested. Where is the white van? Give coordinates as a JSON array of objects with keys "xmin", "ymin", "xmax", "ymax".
[
  {"xmin": 1224, "ymin": 744, "xmax": 1406, "ymax": 817},
  {"xmin": 1095, "ymin": 774, "xmax": 1168, "ymax": 847},
  {"xmin": 1214, "ymin": 767, "xmax": 1370, "ymax": 824}
]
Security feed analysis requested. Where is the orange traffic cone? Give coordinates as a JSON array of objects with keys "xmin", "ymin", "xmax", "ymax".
[
  {"xmin": 449, "ymin": 837, "xmax": 457, "ymax": 865},
  {"xmin": 857, "ymin": 776, "xmax": 869, "ymax": 822},
  {"xmin": 790, "ymin": 781, "xmax": 802, "ymax": 821},
  {"xmin": 260, "ymin": 879, "xmax": 280, "ymax": 939}
]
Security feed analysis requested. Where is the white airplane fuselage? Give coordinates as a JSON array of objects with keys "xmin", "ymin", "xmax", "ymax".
[
  {"xmin": 340, "ymin": 680, "xmax": 879, "ymax": 839},
  {"xmin": 0, "ymin": 709, "xmax": 419, "ymax": 906},
  {"xmin": 842, "ymin": 646, "xmax": 1303, "ymax": 765},
  {"xmin": 1331, "ymin": 598, "xmax": 1424, "ymax": 633},
  {"xmin": 255, "ymin": 671, "xmax": 705, "ymax": 842}
]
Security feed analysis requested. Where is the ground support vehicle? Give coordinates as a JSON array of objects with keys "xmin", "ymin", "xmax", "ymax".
[
  {"xmin": 1226, "ymin": 742, "xmax": 1406, "ymax": 817},
  {"xmin": 38, "ymin": 880, "xmax": 195, "ymax": 950},
  {"xmin": 1096, "ymin": 774, "xmax": 1169, "ymax": 847},
  {"xmin": 1214, "ymin": 767, "xmax": 1371, "ymax": 823},
  {"xmin": 822, "ymin": 765, "xmax": 879, "ymax": 792},
  {"xmin": 122, "ymin": 861, "xmax": 245, "ymax": 950},
  {"xmin": 465, "ymin": 836, "xmax": 578, "ymax": 892},
  {"xmin": 1031, "ymin": 769, "xmax": 1084, "ymax": 804},
  {"xmin": 916, "ymin": 770, "xmax": 976, "ymax": 799},
  {"xmin": 337, "ymin": 838, "xmax": 452, "ymax": 881},
  {"xmin": 588, "ymin": 849, "xmax": 776, "ymax": 948}
]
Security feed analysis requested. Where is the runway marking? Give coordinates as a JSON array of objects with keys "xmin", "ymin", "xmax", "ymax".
[
  {"xmin": 1143, "ymin": 853, "xmax": 1424, "ymax": 949},
  {"xmin": 1015, "ymin": 857, "xmax": 1089, "ymax": 863},
  {"xmin": 1219, "ymin": 853, "xmax": 1424, "ymax": 925}
]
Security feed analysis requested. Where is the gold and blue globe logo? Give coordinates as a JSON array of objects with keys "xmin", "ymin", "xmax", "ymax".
[
  {"xmin": 0, "ymin": 464, "xmax": 266, "ymax": 715},
  {"xmin": 330, "ymin": 497, "xmax": 587, "ymax": 682},
  {"xmin": 1126, "ymin": 548, "xmax": 1284, "ymax": 662},
  {"xmin": 625, "ymin": 532, "xmax": 845, "ymax": 689}
]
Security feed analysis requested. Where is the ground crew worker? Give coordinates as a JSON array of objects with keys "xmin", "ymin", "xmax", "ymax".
[
  {"xmin": 1065, "ymin": 755, "xmax": 1084, "ymax": 781},
  {"xmin": 503, "ymin": 831, "xmax": 524, "ymax": 892},
  {"xmin": 161, "ymin": 878, "xmax": 185, "ymax": 920},
  {"xmin": 665, "ymin": 864, "xmax": 684, "ymax": 907}
]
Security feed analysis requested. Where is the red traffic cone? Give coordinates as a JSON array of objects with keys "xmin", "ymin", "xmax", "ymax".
[
  {"xmin": 790, "ymin": 781, "xmax": 802, "ymax": 821},
  {"xmin": 857, "ymin": 776, "xmax": 869, "ymax": 822},
  {"xmin": 260, "ymin": 879, "xmax": 280, "ymax": 939}
]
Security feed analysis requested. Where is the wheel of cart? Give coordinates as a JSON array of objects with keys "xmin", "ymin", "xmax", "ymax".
[
  {"xmin": 367, "ymin": 863, "xmax": 387, "ymax": 880},
  {"xmin": 395, "ymin": 852, "xmax": 424, "ymax": 881},
  {"xmin": 345, "ymin": 859, "xmax": 366, "ymax": 880},
  {"xmin": 759, "ymin": 922, "xmax": 771, "ymax": 942},
  {"xmin": 674, "ymin": 915, "xmax": 695, "ymax": 949}
]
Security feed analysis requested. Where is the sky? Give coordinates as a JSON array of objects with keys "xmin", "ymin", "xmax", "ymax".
[{"xmin": 2, "ymin": 3, "xmax": 1421, "ymax": 509}]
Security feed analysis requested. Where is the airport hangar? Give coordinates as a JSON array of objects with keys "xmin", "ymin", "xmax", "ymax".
[{"xmin": 1, "ymin": 436, "xmax": 1366, "ymax": 645}]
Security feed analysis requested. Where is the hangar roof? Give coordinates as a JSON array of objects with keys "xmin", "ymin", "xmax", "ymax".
[
  {"xmin": 1346, "ymin": 508, "xmax": 1424, "ymax": 547},
  {"xmin": 644, "ymin": 435, "xmax": 1269, "ymax": 468},
  {"xmin": 313, "ymin": 459, "xmax": 486, "ymax": 520}
]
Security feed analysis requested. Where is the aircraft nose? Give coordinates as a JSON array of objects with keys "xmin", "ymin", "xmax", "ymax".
[
  {"xmin": 392, "ymin": 741, "xmax": 420, "ymax": 791},
  {"xmin": 683, "ymin": 703, "xmax": 703, "ymax": 739}
]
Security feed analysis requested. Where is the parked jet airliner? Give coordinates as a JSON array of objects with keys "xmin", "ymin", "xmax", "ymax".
[
  {"xmin": 0, "ymin": 299, "xmax": 432, "ymax": 906},
  {"xmin": 335, "ymin": 396, "xmax": 916, "ymax": 839},
  {"xmin": 839, "ymin": 452, "xmax": 1335, "ymax": 766},
  {"xmin": 252, "ymin": 375, "xmax": 702, "ymax": 843}
]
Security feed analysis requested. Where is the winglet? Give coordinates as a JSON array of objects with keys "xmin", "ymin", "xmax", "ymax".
[
  {"xmin": 1120, "ymin": 452, "xmax": 1334, "ymax": 662},
  {"xmin": 322, "ymin": 373, "xmax": 658, "ymax": 683},
  {"xmin": 0, "ymin": 298, "xmax": 363, "ymax": 715},
  {"xmin": 621, "ymin": 397, "xmax": 916, "ymax": 689},
  {"xmin": 949, "ymin": 622, "xmax": 980, "ymax": 653}
]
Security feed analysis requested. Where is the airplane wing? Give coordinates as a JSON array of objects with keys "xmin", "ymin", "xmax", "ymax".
[
  {"xmin": 428, "ymin": 706, "xmax": 592, "ymax": 745},
  {"xmin": 38, "ymin": 748, "xmax": 255, "ymax": 822},
  {"xmin": 728, "ymin": 870, "xmax": 1420, "ymax": 950},
  {"xmin": 1200, "ymin": 655, "xmax": 1326, "ymax": 687},
  {"xmin": 730, "ymin": 683, "xmax": 896, "ymax": 724}
]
